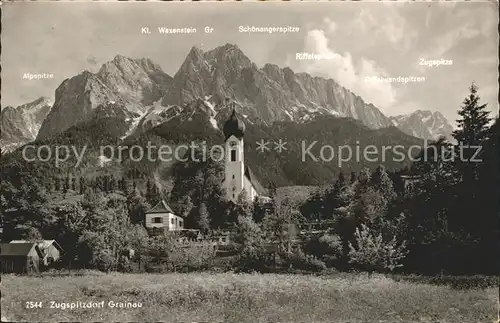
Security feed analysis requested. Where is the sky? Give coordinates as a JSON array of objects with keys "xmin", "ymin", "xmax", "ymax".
[{"xmin": 2, "ymin": 1, "xmax": 498, "ymax": 124}]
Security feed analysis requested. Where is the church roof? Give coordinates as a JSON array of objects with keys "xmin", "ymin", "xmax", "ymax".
[
  {"xmin": 223, "ymin": 108, "xmax": 246, "ymax": 140},
  {"xmin": 244, "ymin": 165, "xmax": 268, "ymax": 196},
  {"xmin": 146, "ymin": 200, "xmax": 174, "ymax": 214}
]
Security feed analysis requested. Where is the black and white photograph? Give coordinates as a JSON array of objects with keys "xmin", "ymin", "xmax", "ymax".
[{"xmin": 1, "ymin": 1, "xmax": 499, "ymax": 322}]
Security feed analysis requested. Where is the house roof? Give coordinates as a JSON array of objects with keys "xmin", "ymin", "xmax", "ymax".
[
  {"xmin": 146, "ymin": 200, "xmax": 174, "ymax": 214},
  {"xmin": 0, "ymin": 243, "xmax": 43, "ymax": 257},
  {"xmin": 10, "ymin": 240, "xmax": 63, "ymax": 252},
  {"xmin": 244, "ymin": 165, "xmax": 268, "ymax": 196}
]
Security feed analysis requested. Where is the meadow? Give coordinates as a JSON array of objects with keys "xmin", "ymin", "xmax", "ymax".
[{"xmin": 1, "ymin": 271, "xmax": 497, "ymax": 322}]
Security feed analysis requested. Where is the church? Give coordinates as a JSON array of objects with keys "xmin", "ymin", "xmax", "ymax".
[{"xmin": 222, "ymin": 108, "xmax": 267, "ymax": 202}]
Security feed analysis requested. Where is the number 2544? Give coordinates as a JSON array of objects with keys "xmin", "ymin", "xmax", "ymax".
[{"xmin": 25, "ymin": 301, "xmax": 42, "ymax": 308}]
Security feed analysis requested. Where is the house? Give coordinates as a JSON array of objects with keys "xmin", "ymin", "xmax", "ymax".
[
  {"xmin": 401, "ymin": 175, "xmax": 421, "ymax": 193},
  {"xmin": 10, "ymin": 240, "xmax": 63, "ymax": 266},
  {"xmin": 0, "ymin": 242, "xmax": 43, "ymax": 274},
  {"xmin": 223, "ymin": 107, "xmax": 268, "ymax": 202},
  {"xmin": 145, "ymin": 200, "xmax": 185, "ymax": 230}
]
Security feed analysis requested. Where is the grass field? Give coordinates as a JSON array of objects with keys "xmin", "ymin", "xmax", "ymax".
[{"xmin": 1, "ymin": 271, "xmax": 497, "ymax": 322}]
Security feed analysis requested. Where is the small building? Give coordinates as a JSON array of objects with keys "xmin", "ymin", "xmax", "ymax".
[
  {"xmin": 0, "ymin": 242, "xmax": 43, "ymax": 274},
  {"xmin": 145, "ymin": 200, "xmax": 185, "ymax": 230},
  {"xmin": 401, "ymin": 175, "xmax": 421, "ymax": 193},
  {"xmin": 10, "ymin": 240, "xmax": 63, "ymax": 266}
]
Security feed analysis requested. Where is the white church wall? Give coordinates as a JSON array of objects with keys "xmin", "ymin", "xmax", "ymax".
[
  {"xmin": 224, "ymin": 135, "xmax": 245, "ymax": 202},
  {"xmin": 243, "ymin": 177, "xmax": 257, "ymax": 202}
]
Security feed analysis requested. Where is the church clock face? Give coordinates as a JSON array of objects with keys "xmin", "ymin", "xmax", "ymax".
[{"xmin": 229, "ymin": 141, "xmax": 237, "ymax": 147}]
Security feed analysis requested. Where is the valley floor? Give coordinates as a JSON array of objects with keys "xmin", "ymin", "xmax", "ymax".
[{"xmin": 1, "ymin": 271, "xmax": 497, "ymax": 322}]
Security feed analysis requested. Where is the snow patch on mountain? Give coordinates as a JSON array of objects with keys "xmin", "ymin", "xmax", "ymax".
[
  {"xmin": 209, "ymin": 116, "xmax": 219, "ymax": 130},
  {"xmin": 285, "ymin": 110, "xmax": 294, "ymax": 121},
  {"xmin": 121, "ymin": 116, "xmax": 143, "ymax": 140}
]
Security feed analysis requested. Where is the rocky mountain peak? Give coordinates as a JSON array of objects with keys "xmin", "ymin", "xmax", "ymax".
[
  {"xmin": 1, "ymin": 97, "xmax": 53, "ymax": 152},
  {"xmin": 112, "ymin": 54, "xmax": 128, "ymax": 63},
  {"xmin": 187, "ymin": 46, "xmax": 204, "ymax": 58},
  {"xmin": 29, "ymin": 96, "xmax": 53, "ymax": 107},
  {"xmin": 389, "ymin": 109, "xmax": 453, "ymax": 141},
  {"xmin": 36, "ymin": 55, "xmax": 172, "ymax": 141},
  {"xmin": 205, "ymin": 43, "xmax": 253, "ymax": 68}
]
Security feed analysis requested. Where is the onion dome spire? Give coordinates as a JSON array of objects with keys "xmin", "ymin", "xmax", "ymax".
[{"xmin": 223, "ymin": 103, "xmax": 245, "ymax": 140}]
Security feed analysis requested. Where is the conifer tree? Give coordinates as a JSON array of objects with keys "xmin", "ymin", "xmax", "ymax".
[
  {"xmin": 109, "ymin": 175, "xmax": 116, "ymax": 192},
  {"xmin": 146, "ymin": 179, "xmax": 153, "ymax": 202},
  {"xmin": 453, "ymin": 83, "xmax": 492, "ymax": 183},
  {"xmin": 370, "ymin": 165, "xmax": 397, "ymax": 202},
  {"xmin": 450, "ymin": 83, "xmax": 493, "ymax": 239},
  {"xmin": 79, "ymin": 177, "xmax": 86, "ymax": 195},
  {"xmin": 268, "ymin": 181, "xmax": 277, "ymax": 198},
  {"xmin": 71, "ymin": 176, "xmax": 76, "ymax": 191},
  {"xmin": 453, "ymin": 83, "xmax": 491, "ymax": 146},
  {"xmin": 350, "ymin": 172, "xmax": 357, "ymax": 184},
  {"xmin": 55, "ymin": 176, "xmax": 61, "ymax": 191},
  {"xmin": 63, "ymin": 175, "xmax": 70, "ymax": 193},
  {"xmin": 324, "ymin": 172, "xmax": 346, "ymax": 219}
]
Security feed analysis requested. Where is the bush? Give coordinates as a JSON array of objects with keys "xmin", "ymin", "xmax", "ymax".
[
  {"xmin": 235, "ymin": 251, "xmax": 270, "ymax": 273},
  {"xmin": 147, "ymin": 232, "xmax": 217, "ymax": 272},
  {"xmin": 348, "ymin": 224, "xmax": 407, "ymax": 274},
  {"xmin": 117, "ymin": 255, "xmax": 133, "ymax": 273},
  {"xmin": 283, "ymin": 249, "xmax": 327, "ymax": 272},
  {"xmin": 234, "ymin": 215, "xmax": 268, "ymax": 272},
  {"xmin": 303, "ymin": 233, "xmax": 343, "ymax": 267},
  {"xmin": 168, "ymin": 241, "xmax": 217, "ymax": 272}
]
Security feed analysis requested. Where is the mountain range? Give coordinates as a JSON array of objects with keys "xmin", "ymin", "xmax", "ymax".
[
  {"xmin": 1, "ymin": 43, "xmax": 452, "ymax": 186},
  {"xmin": 389, "ymin": 110, "xmax": 454, "ymax": 141}
]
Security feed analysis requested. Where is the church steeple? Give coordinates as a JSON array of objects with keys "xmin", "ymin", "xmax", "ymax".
[
  {"xmin": 223, "ymin": 101, "xmax": 246, "ymax": 202},
  {"xmin": 223, "ymin": 104, "xmax": 246, "ymax": 140}
]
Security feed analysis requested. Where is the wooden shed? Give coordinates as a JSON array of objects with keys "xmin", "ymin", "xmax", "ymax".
[
  {"xmin": 10, "ymin": 240, "xmax": 63, "ymax": 266},
  {"xmin": 0, "ymin": 243, "xmax": 43, "ymax": 274}
]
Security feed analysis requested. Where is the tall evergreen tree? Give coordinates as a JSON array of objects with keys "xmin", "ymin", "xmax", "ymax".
[
  {"xmin": 452, "ymin": 83, "xmax": 491, "ymax": 146},
  {"xmin": 328, "ymin": 172, "xmax": 346, "ymax": 213},
  {"xmin": 350, "ymin": 172, "xmax": 357, "ymax": 184},
  {"xmin": 145, "ymin": 179, "xmax": 153, "ymax": 202},
  {"xmin": 451, "ymin": 84, "xmax": 492, "ymax": 232},
  {"xmin": 268, "ymin": 181, "xmax": 277, "ymax": 198},
  {"xmin": 63, "ymin": 175, "xmax": 70, "ymax": 193},
  {"xmin": 103, "ymin": 175, "xmax": 110, "ymax": 193},
  {"xmin": 119, "ymin": 177, "xmax": 127, "ymax": 193},
  {"xmin": 370, "ymin": 165, "xmax": 397, "ymax": 202},
  {"xmin": 452, "ymin": 83, "xmax": 491, "ymax": 191},
  {"xmin": 126, "ymin": 190, "xmax": 151, "ymax": 225},
  {"xmin": 79, "ymin": 177, "xmax": 86, "ymax": 195},
  {"xmin": 71, "ymin": 176, "xmax": 76, "ymax": 191},
  {"xmin": 55, "ymin": 176, "xmax": 61, "ymax": 191}
]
